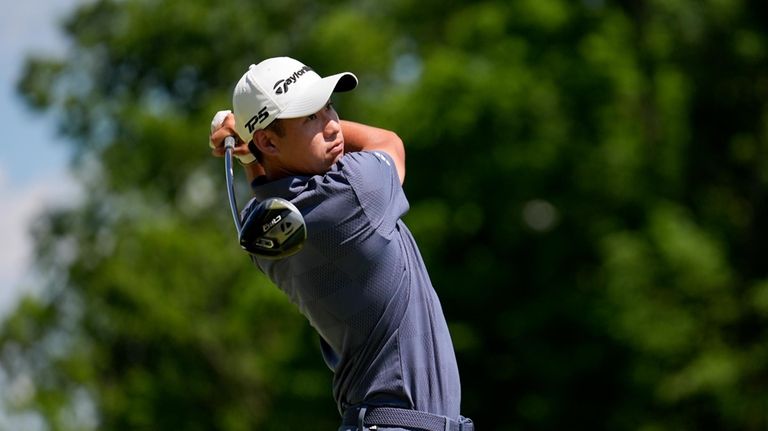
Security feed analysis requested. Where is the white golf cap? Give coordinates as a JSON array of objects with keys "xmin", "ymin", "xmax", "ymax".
[{"xmin": 232, "ymin": 57, "xmax": 358, "ymax": 140}]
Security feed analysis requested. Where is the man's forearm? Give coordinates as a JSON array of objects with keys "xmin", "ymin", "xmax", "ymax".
[
  {"xmin": 340, "ymin": 120, "xmax": 406, "ymax": 183},
  {"xmin": 242, "ymin": 160, "xmax": 267, "ymax": 185},
  {"xmin": 341, "ymin": 120, "xmax": 399, "ymax": 152}
]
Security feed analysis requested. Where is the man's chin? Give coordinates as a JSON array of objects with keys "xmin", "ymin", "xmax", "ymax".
[{"xmin": 330, "ymin": 150, "xmax": 344, "ymax": 166}]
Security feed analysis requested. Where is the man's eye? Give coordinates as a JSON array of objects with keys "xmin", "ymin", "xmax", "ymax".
[{"xmin": 307, "ymin": 113, "xmax": 317, "ymax": 120}]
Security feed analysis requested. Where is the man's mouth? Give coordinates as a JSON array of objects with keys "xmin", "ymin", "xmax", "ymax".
[{"xmin": 329, "ymin": 140, "xmax": 344, "ymax": 154}]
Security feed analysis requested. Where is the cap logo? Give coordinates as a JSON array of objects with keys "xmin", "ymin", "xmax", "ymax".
[
  {"xmin": 272, "ymin": 65, "xmax": 313, "ymax": 95},
  {"xmin": 245, "ymin": 106, "xmax": 269, "ymax": 133}
]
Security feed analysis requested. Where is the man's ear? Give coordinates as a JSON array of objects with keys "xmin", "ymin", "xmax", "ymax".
[{"xmin": 253, "ymin": 130, "xmax": 278, "ymax": 156}]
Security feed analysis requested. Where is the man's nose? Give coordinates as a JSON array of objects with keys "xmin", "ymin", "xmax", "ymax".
[{"xmin": 323, "ymin": 113, "xmax": 341, "ymax": 136}]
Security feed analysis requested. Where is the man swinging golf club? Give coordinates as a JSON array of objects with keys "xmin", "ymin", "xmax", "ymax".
[{"xmin": 208, "ymin": 57, "xmax": 473, "ymax": 431}]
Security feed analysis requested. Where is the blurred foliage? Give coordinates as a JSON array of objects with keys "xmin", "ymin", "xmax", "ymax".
[{"xmin": 3, "ymin": 0, "xmax": 768, "ymax": 429}]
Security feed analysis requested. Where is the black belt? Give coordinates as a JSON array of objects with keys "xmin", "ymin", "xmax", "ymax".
[{"xmin": 342, "ymin": 406, "xmax": 474, "ymax": 431}]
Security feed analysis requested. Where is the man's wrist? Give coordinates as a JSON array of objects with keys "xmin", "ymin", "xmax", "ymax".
[
  {"xmin": 236, "ymin": 152, "xmax": 257, "ymax": 165},
  {"xmin": 236, "ymin": 140, "xmax": 260, "ymax": 165}
]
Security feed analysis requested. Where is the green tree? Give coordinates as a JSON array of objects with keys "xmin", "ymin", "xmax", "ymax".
[{"xmin": 3, "ymin": 0, "xmax": 768, "ymax": 430}]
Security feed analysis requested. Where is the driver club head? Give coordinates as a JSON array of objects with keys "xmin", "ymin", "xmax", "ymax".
[{"xmin": 239, "ymin": 197, "xmax": 307, "ymax": 259}]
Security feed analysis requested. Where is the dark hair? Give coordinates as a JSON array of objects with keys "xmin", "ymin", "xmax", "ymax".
[{"xmin": 264, "ymin": 118, "xmax": 285, "ymax": 137}]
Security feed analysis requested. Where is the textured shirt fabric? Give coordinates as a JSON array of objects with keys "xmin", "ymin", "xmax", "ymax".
[{"xmin": 245, "ymin": 151, "xmax": 461, "ymax": 419}]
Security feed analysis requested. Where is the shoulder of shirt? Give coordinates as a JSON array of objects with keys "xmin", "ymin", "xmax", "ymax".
[{"xmin": 343, "ymin": 150, "xmax": 393, "ymax": 167}]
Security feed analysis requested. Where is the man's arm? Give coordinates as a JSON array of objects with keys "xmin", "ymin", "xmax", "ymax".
[
  {"xmin": 241, "ymin": 158, "xmax": 266, "ymax": 185},
  {"xmin": 341, "ymin": 120, "xmax": 406, "ymax": 184}
]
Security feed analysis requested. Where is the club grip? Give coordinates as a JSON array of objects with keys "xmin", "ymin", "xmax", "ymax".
[
  {"xmin": 224, "ymin": 136, "xmax": 242, "ymax": 234},
  {"xmin": 224, "ymin": 136, "xmax": 236, "ymax": 150}
]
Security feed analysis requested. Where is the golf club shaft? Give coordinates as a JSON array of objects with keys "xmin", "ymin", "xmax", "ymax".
[{"xmin": 224, "ymin": 136, "xmax": 242, "ymax": 234}]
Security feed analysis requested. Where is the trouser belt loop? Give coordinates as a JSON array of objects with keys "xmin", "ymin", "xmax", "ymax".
[{"xmin": 357, "ymin": 406, "xmax": 367, "ymax": 431}]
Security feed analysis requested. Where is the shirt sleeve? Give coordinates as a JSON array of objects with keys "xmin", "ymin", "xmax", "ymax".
[{"xmin": 340, "ymin": 151, "xmax": 409, "ymax": 236}]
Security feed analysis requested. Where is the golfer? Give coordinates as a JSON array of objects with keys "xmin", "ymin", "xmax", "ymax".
[{"xmin": 209, "ymin": 57, "xmax": 473, "ymax": 431}]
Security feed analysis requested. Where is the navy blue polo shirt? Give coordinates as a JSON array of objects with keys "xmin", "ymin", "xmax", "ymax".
[{"xmin": 244, "ymin": 151, "xmax": 461, "ymax": 419}]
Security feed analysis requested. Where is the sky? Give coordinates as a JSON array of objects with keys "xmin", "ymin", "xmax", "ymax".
[{"xmin": 0, "ymin": 0, "xmax": 84, "ymax": 319}]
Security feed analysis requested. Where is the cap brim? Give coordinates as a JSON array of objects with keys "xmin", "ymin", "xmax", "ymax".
[{"xmin": 278, "ymin": 72, "xmax": 358, "ymax": 119}]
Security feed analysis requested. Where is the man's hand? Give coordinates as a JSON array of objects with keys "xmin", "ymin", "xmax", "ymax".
[
  {"xmin": 209, "ymin": 110, "xmax": 256, "ymax": 164},
  {"xmin": 209, "ymin": 110, "xmax": 266, "ymax": 183}
]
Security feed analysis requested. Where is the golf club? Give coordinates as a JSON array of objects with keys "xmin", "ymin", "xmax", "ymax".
[{"xmin": 224, "ymin": 136, "xmax": 307, "ymax": 258}]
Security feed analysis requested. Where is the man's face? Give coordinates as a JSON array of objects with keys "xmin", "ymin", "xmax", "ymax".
[{"xmin": 271, "ymin": 101, "xmax": 344, "ymax": 176}]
